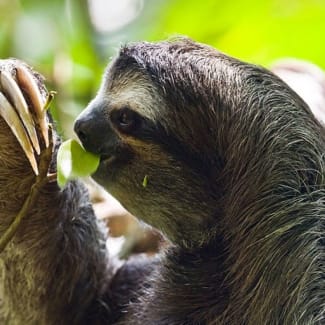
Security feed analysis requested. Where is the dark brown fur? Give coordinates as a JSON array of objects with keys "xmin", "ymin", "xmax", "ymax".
[{"xmin": 1, "ymin": 39, "xmax": 324, "ymax": 324}]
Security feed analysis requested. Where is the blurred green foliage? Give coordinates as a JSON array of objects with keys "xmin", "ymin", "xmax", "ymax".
[
  {"xmin": 152, "ymin": 0, "xmax": 325, "ymax": 66},
  {"xmin": 0, "ymin": 0, "xmax": 324, "ymax": 136}
]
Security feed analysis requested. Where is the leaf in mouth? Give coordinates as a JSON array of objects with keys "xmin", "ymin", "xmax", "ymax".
[{"xmin": 57, "ymin": 139, "xmax": 100, "ymax": 188}]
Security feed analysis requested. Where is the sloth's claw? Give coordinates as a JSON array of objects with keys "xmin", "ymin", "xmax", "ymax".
[
  {"xmin": 0, "ymin": 70, "xmax": 41, "ymax": 155},
  {"xmin": 15, "ymin": 65, "xmax": 49, "ymax": 148},
  {"xmin": 0, "ymin": 92, "xmax": 39, "ymax": 175},
  {"xmin": 0, "ymin": 60, "xmax": 52, "ymax": 175}
]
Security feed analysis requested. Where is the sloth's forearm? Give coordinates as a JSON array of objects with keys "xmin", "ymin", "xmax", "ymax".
[{"xmin": 0, "ymin": 180, "xmax": 116, "ymax": 324}]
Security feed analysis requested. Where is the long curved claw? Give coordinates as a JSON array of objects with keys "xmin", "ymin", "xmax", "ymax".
[
  {"xmin": 15, "ymin": 65, "xmax": 49, "ymax": 148},
  {"xmin": 0, "ymin": 70, "xmax": 41, "ymax": 155},
  {"xmin": 0, "ymin": 92, "xmax": 39, "ymax": 175}
]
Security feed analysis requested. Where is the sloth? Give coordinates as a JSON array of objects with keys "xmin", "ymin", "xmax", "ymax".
[{"xmin": 0, "ymin": 38, "xmax": 324, "ymax": 324}]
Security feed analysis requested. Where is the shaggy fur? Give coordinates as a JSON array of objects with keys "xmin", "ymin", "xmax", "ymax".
[{"xmin": 1, "ymin": 38, "xmax": 324, "ymax": 324}]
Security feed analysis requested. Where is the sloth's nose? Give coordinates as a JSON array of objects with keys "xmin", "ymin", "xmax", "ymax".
[
  {"xmin": 74, "ymin": 115, "xmax": 102, "ymax": 155},
  {"xmin": 74, "ymin": 118, "xmax": 88, "ymax": 145}
]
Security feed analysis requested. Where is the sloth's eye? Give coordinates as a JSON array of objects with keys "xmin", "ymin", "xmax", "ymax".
[
  {"xmin": 112, "ymin": 107, "xmax": 137, "ymax": 133},
  {"xmin": 119, "ymin": 110, "xmax": 133, "ymax": 127}
]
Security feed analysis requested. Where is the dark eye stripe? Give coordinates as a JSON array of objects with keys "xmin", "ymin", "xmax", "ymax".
[
  {"xmin": 134, "ymin": 116, "xmax": 218, "ymax": 177},
  {"xmin": 111, "ymin": 108, "xmax": 221, "ymax": 177}
]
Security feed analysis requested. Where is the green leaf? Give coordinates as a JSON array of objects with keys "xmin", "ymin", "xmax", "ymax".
[
  {"xmin": 56, "ymin": 139, "xmax": 100, "ymax": 188},
  {"xmin": 142, "ymin": 175, "xmax": 148, "ymax": 188}
]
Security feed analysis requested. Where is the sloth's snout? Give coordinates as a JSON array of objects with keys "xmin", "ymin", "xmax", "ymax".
[
  {"xmin": 74, "ymin": 118, "xmax": 89, "ymax": 145},
  {"xmin": 74, "ymin": 112, "xmax": 103, "ymax": 155}
]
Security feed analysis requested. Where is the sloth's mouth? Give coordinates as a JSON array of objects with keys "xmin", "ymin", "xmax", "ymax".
[
  {"xmin": 100, "ymin": 154, "xmax": 116, "ymax": 166},
  {"xmin": 96, "ymin": 145, "xmax": 133, "ymax": 175}
]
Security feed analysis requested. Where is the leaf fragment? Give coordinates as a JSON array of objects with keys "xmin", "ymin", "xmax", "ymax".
[{"xmin": 142, "ymin": 175, "xmax": 148, "ymax": 187}]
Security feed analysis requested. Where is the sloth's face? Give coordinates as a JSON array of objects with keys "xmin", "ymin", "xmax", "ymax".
[
  {"xmin": 74, "ymin": 65, "xmax": 169, "ymax": 194},
  {"xmin": 74, "ymin": 53, "xmax": 219, "ymax": 245}
]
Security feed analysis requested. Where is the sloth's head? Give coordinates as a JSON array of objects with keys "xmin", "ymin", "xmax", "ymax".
[{"xmin": 74, "ymin": 38, "xmax": 321, "ymax": 247}]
